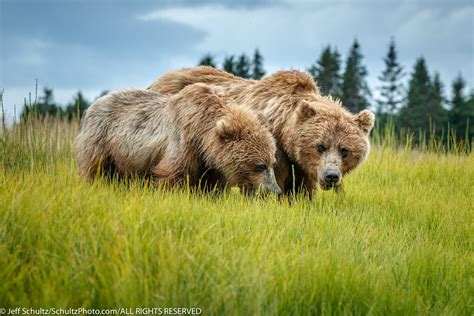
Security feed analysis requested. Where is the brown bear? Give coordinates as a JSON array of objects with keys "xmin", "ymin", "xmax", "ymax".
[
  {"xmin": 74, "ymin": 83, "xmax": 282, "ymax": 195},
  {"xmin": 148, "ymin": 66, "xmax": 374, "ymax": 196}
]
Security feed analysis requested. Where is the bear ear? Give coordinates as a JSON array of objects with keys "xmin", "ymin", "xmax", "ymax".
[
  {"xmin": 298, "ymin": 101, "xmax": 317, "ymax": 121},
  {"xmin": 216, "ymin": 117, "xmax": 238, "ymax": 141},
  {"xmin": 355, "ymin": 110, "xmax": 375, "ymax": 134}
]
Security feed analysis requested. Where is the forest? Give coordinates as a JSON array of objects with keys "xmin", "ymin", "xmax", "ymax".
[{"xmin": 22, "ymin": 39, "xmax": 473, "ymax": 148}]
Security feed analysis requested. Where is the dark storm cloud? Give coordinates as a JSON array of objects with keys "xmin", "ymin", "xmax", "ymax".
[
  {"xmin": 0, "ymin": 0, "xmax": 473, "ymax": 119},
  {"xmin": 139, "ymin": 0, "xmax": 473, "ymax": 89},
  {"xmin": 1, "ymin": 0, "xmax": 205, "ymax": 88}
]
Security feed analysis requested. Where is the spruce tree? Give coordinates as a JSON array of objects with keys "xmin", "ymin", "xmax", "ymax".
[
  {"xmin": 22, "ymin": 87, "xmax": 61, "ymax": 119},
  {"xmin": 235, "ymin": 53, "xmax": 251, "ymax": 79},
  {"xmin": 65, "ymin": 91, "xmax": 90, "ymax": 121},
  {"xmin": 223, "ymin": 55, "xmax": 237, "ymax": 75},
  {"xmin": 251, "ymin": 49, "xmax": 266, "ymax": 79},
  {"xmin": 308, "ymin": 46, "xmax": 341, "ymax": 97},
  {"xmin": 399, "ymin": 58, "xmax": 446, "ymax": 135},
  {"xmin": 451, "ymin": 75, "xmax": 466, "ymax": 112},
  {"xmin": 198, "ymin": 54, "xmax": 216, "ymax": 68},
  {"xmin": 377, "ymin": 38, "xmax": 404, "ymax": 115},
  {"xmin": 465, "ymin": 92, "xmax": 474, "ymax": 145},
  {"xmin": 97, "ymin": 90, "xmax": 109, "ymax": 99},
  {"xmin": 38, "ymin": 88, "xmax": 59, "ymax": 116},
  {"xmin": 450, "ymin": 74, "xmax": 474, "ymax": 141},
  {"xmin": 429, "ymin": 73, "xmax": 448, "ymax": 133},
  {"xmin": 399, "ymin": 58, "xmax": 430, "ymax": 131},
  {"xmin": 341, "ymin": 40, "xmax": 371, "ymax": 112}
]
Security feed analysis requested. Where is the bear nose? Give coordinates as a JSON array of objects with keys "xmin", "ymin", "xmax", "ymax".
[{"xmin": 324, "ymin": 170, "xmax": 340, "ymax": 184}]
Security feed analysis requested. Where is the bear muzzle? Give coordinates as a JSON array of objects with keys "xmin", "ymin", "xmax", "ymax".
[
  {"xmin": 319, "ymin": 169, "xmax": 342, "ymax": 190},
  {"xmin": 262, "ymin": 168, "xmax": 283, "ymax": 195}
]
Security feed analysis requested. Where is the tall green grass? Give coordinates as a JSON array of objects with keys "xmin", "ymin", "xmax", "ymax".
[{"xmin": 0, "ymin": 115, "xmax": 473, "ymax": 315}]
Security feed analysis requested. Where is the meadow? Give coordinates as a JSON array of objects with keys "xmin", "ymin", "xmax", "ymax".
[{"xmin": 0, "ymin": 116, "xmax": 472, "ymax": 315}]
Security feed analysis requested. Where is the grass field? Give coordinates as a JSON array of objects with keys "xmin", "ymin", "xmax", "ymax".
[{"xmin": 0, "ymin": 117, "xmax": 472, "ymax": 315}]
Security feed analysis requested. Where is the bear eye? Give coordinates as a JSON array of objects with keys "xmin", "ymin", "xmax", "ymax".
[
  {"xmin": 341, "ymin": 148, "xmax": 349, "ymax": 158},
  {"xmin": 255, "ymin": 163, "xmax": 267, "ymax": 173},
  {"xmin": 317, "ymin": 144, "xmax": 326, "ymax": 154}
]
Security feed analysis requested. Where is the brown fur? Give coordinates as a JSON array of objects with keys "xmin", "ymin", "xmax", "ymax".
[
  {"xmin": 148, "ymin": 66, "xmax": 374, "ymax": 196},
  {"xmin": 74, "ymin": 83, "xmax": 281, "ymax": 194}
]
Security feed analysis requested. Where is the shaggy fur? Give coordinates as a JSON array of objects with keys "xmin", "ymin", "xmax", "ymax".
[
  {"xmin": 74, "ymin": 83, "xmax": 281, "ymax": 194},
  {"xmin": 148, "ymin": 66, "xmax": 375, "ymax": 196}
]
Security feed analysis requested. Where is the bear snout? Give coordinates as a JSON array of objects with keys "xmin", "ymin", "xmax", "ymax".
[
  {"xmin": 324, "ymin": 169, "xmax": 340, "ymax": 184},
  {"xmin": 264, "ymin": 168, "xmax": 283, "ymax": 195},
  {"xmin": 248, "ymin": 169, "xmax": 283, "ymax": 197},
  {"xmin": 320, "ymin": 169, "xmax": 342, "ymax": 190},
  {"xmin": 264, "ymin": 182, "xmax": 283, "ymax": 196}
]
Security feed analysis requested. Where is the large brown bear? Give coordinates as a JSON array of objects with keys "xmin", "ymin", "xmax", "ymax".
[
  {"xmin": 74, "ymin": 83, "xmax": 282, "ymax": 195},
  {"xmin": 148, "ymin": 66, "xmax": 374, "ymax": 196}
]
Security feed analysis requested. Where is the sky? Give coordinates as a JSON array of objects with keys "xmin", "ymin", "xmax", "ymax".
[{"xmin": 1, "ymin": 0, "xmax": 473, "ymax": 120}]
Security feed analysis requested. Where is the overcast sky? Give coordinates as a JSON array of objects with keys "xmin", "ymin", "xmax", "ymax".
[{"xmin": 1, "ymin": 0, "xmax": 473, "ymax": 120}]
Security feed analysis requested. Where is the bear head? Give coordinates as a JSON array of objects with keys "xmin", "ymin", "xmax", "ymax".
[
  {"xmin": 284, "ymin": 97, "xmax": 374, "ymax": 191},
  {"xmin": 207, "ymin": 105, "xmax": 282, "ymax": 196}
]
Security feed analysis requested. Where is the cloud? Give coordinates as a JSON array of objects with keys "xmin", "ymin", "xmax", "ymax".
[
  {"xmin": 1, "ymin": 0, "xmax": 473, "ymax": 121},
  {"xmin": 147, "ymin": 0, "xmax": 282, "ymax": 9},
  {"xmin": 1, "ymin": 0, "xmax": 208, "ymax": 82},
  {"xmin": 137, "ymin": 2, "xmax": 473, "ymax": 90},
  {"xmin": 0, "ymin": 0, "xmax": 210, "ymax": 120}
]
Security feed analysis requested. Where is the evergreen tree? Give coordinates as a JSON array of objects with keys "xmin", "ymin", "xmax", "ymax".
[
  {"xmin": 341, "ymin": 39, "xmax": 371, "ymax": 112},
  {"xmin": 377, "ymin": 38, "xmax": 404, "ymax": 115},
  {"xmin": 198, "ymin": 54, "xmax": 216, "ymax": 68},
  {"xmin": 399, "ymin": 58, "xmax": 430, "ymax": 131},
  {"xmin": 223, "ymin": 55, "xmax": 237, "ymax": 75},
  {"xmin": 65, "ymin": 91, "xmax": 90, "ymax": 120},
  {"xmin": 465, "ymin": 92, "xmax": 474, "ymax": 145},
  {"xmin": 308, "ymin": 46, "xmax": 341, "ymax": 97},
  {"xmin": 450, "ymin": 74, "xmax": 474, "ymax": 141},
  {"xmin": 22, "ymin": 87, "xmax": 61, "ymax": 119},
  {"xmin": 38, "ymin": 88, "xmax": 61, "ymax": 116},
  {"xmin": 429, "ymin": 72, "xmax": 448, "ymax": 132},
  {"xmin": 235, "ymin": 53, "xmax": 251, "ymax": 79},
  {"xmin": 97, "ymin": 90, "xmax": 109, "ymax": 99},
  {"xmin": 399, "ymin": 58, "xmax": 446, "ymax": 135},
  {"xmin": 451, "ymin": 75, "xmax": 466, "ymax": 111},
  {"xmin": 251, "ymin": 49, "xmax": 265, "ymax": 79}
]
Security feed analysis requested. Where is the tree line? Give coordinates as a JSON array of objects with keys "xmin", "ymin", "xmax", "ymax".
[
  {"xmin": 198, "ymin": 49, "xmax": 266, "ymax": 80},
  {"xmin": 21, "ymin": 49, "xmax": 266, "ymax": 122},
  {"xmin": 23, "ymin": 40, "xmax": 473, "ymax": 145},
  {"xmin": 199, "ymin": 40, "xmax": 474, "ymax": 145},
  {"xmin": 21, "ymin": 88, "xmax": 108, "ymax": 121}
]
